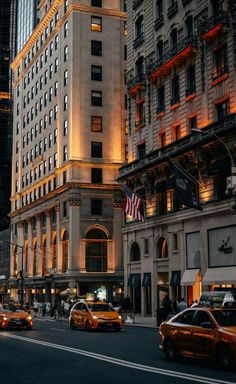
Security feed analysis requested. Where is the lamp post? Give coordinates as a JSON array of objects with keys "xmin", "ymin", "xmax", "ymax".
[
  {"xmin": 0, "ymin": 241, "xmax": 24, "ymax": 305},
  {"xmin": 191, "ymin": 128, "xmax": 236, "ymax": 206}
]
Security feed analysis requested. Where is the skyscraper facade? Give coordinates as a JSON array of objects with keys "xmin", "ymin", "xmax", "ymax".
[
  {"xmin": 9, "ymin": 0, "xmax": 127, "ymax": 304},
  {"xmin": 16, "ymin": 0, "xmax": 39, "ymax": 54}
]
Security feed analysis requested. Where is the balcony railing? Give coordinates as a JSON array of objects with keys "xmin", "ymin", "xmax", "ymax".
[
  {"xmin": 198, "ymin": 11, "xmax": 228, "ymax": 37},
  {"xmin": 147, "ymin": 36, "xmax": 198, "ymax": 78},
  {"xmin": 154, "ymin": 15, "xmax": 164, "ymax": 31},
  {"xmin": 167, "ymin": 2, "xmax": 178, "ymax": 19},
  {"xmin": 133, "ymin": 32, "xmax": 145, "ymax": 49},
  {"xmin": 119, "ymin": 113, "xmax": 236, "ymax": 178},
  {"xmin": 133, "ymin": 0, "xmax": 143, "ymax": 10},
  {"xmin": 127, "ymin": 73, "xmax": 146, "ymax": 91}
]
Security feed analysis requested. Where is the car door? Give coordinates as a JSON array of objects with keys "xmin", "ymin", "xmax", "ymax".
[
  {"xmin": 72, "ymin": 303, "xmax": 83, "ymax": 327},
  {"xmin": 190, "ymin": 310, "xmax": 216, "ymax": 358},
  {"xmin": 172, "ymin": 310, "xmax": 196, "ymax": 356}
]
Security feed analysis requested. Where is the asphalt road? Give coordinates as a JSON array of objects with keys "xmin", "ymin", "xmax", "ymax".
[{"xmin": 0, "ymin": 318, "xmax": 235, "ymax": 384}]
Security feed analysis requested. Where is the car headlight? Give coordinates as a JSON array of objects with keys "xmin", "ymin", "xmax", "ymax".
[
  {"xmin": 92, "ymin": 315, "xmax": 98, "ymax": 319},
  {"xmin": 27, "ymin": 316, "xmax": 32, "ymax": 321},
  {"xmin": 3, "ymin": 316, "xmax": 9, "ymax": 321},
  {"xmin": 118, "ymin": 315, "xmax": 122, "ymax": 320}
]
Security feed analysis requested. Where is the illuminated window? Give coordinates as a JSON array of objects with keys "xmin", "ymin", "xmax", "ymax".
[
  {"xmin": 91, "ymin": 16, "xmax": 102, "ymax": 32},
  {"xmin": 91, "ymin": 116, "xmax": 102, "ymax": 132}
]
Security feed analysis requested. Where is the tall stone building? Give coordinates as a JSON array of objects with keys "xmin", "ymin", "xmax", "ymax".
[
  {"xmin": 9, "ymin": 0, "xmax": 127, "ymax": 304},
  {"xmin": 119, "ymin": 0, "xmax": 236, "ymax": 317}
]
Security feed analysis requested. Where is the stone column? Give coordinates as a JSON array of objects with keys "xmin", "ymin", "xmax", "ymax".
[
  {"xmin": 36, "ymin": 214, "xmax": 42, "ymax": 275},
  {"xmin": 27, "ymin": 218, "xmax": 33, "ymax": 276},
  {"xmin": 68, "ymin": 197, "xmax": 81, "ymax": 272},
  {"xmin": 55, "ymin": 202, "xmax": 62, "ymax": 273},
  {"xmin": 111, "ymin": 197, "xmax": 124, "ymax": 272},
  {"xmin": 45, "ymin": 209, "xmax": 51, "ymax": 269}
]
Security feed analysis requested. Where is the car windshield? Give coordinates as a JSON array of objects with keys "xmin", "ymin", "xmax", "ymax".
[
  {"xmin": 212, "ymin": 310, "xmax": 236, "ymax": 327},
  {"xmin": 87, "ymin": 303, "xmax": 114, "ymax": 312},
  {"xmin": 1, "ymin": 305, "xmax": 26, "ymax": 313}
]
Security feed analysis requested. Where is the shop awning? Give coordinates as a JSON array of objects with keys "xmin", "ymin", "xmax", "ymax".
[
  {"xmin": 128, "ymin": 273, "xmax": 141, "ymax": 287},
  {"xmin": 170, "ymin": 271, "xmax": 181, "ymax": 286},
  {"xmin": 180, "ymin": 269, "xmax": 200, "ymax": 286},
  {"xmin": 142, "ymin": 273, "xmax": 151, "ymax": 287},
  {"xmin": 202, "ymin": 267, "xmax": 236, "ymax": 285}
]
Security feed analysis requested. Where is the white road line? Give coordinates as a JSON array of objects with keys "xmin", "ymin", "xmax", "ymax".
[
  {"xmin": 1, "ymin": 333, "xmax": 234, "ymax": 384},
  {"xmin": 50, "ymin": 328, "xmax": 66, "ymax": 332}
]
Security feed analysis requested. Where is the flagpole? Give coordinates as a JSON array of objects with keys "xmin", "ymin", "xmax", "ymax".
[{"xmin": 168, "ymin": 157, "xmax": 206, "ymax": 189}]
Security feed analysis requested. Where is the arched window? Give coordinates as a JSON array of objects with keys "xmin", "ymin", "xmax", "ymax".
[
  {"xmin": 85, "ymin": 228, "xmax": 107, "ymax": 272},
  {"xmin": 62, "ymin": 231, "xmax": 69, "ymax": 273},
  {"xmin": 42, "ymin": 238, "xmax": 46, "ymax": 275},
  {"xmin": 33, "ymin": 241, "xmax": 37, "ymax": 275},
  {"xmin": 156, "ymin": 237, "xmax": 168, "ymax": 259},
  {"xmin": 130, "ymin": 241, "xmax": 141, "ymax": 262}
]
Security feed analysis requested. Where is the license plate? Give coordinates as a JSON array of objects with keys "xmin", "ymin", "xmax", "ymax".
[{"xmin": 106, "ymin": 323, "xmax": 113, "ymax": 326}]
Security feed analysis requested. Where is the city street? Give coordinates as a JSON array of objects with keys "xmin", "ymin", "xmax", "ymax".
[{"xmin": 0, "ymin": 319, "xmax": 235, "ymax": 384}]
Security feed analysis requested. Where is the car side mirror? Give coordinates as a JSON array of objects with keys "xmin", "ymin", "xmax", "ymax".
[{"xmin": 201, "ymin": 321, "xmax": 213, "ymax": 329}]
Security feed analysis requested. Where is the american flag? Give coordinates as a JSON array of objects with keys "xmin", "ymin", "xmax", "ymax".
[{"xmin": 122, "ymin": 185, "xmax": 144, "ymax": 222}]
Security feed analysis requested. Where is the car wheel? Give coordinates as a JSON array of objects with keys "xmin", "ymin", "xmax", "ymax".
[
  {"xmin": 115, "ymin": 324, "xmax": 121, "ymax": 332},
  {"xmin": 70, "ymin": 319, "xmax": 77, "ymax": 330},
  {"xmin": 216, "ymin": 344, "xmax": 232, "ymax": 369},
  {"xmin": 164, "ymin": 338, "xmax": 176, "ymax": 361},
  {"xmin": 85, "ymin": 320, "xmax": 90, "ymax": 331}
]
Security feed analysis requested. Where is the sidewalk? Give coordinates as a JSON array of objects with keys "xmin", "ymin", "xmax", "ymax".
[{"xmin": 124, "ymin": 314, "xmax": 157, "ymax": 328}]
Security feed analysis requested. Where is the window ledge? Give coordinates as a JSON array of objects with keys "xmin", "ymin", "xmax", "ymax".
[
  {"xmin": 185, "ymin": 92, "xmax": 196, "ymax": 101},
  {"xmin": 211, "ymin": 73, "xmax": 229, "ymax": 86},
  {"xmin": 170, "ymin": 103, "xmax": 180, "ymax": 110}
]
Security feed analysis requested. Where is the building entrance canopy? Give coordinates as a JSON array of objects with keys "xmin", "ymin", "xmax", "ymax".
[
  {"xmin": 180, "ymin": 269, "xmax": 200, "ymax": 286},
  {"xmin": 202, "ymin": 267, "xmax": 236, "ymax": 285}
]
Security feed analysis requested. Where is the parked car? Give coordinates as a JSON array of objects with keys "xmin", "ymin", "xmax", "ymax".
[
  {"xmin": 159, "ymin": 305, "xmax": 236, "ymax": 369},
  {"xmin": 0, "ymin": 303, "xmax": 33, "ymax": 330},
  {"xmin": 199, "ymin": 291, "xmax": 236, "ymax": 307},
  {"xmin": 69, "ymin": 300, "xmax": 123, "ymax": 331}
]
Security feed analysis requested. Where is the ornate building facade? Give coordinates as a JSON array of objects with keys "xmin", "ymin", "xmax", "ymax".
[
  {"xmin": 119, "ymin": 0, "xmax": 236, "ymax": 316},
  {"xmin": 9, "ymin": 0, "xmax": 127, "ymax": 304}
]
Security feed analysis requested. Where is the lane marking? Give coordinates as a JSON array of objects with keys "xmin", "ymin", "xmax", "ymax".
[
  {"xmin": 50, "ymin": 328, "xmax": 66, "ymax": 332},
  {"xmin": 1, "ymin": 333, "xmax": 235, "ymax": 384}
]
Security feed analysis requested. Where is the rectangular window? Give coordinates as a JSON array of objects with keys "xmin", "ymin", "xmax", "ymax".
[
  {"xmin": 91, "ymin": 141, "xmax": 102, "ymax": 158},
  {"xmin": 63, "ymin": 120, "xmax": 68, "ymax": 136},
  {"xmin": 216, "ymin": 99, "xmax": 229, "ymax": 121},
  {"xmin": 63, "ymin": 145, "xmax": 68, "ymax": 161},
  {"xmin": 63, "ymin": 201, "xmax": 68, "ymax": 217},
  {"xmin": 173, "ymin": 233, "xmax": 178, "ymax": 251},
  {"xmin": 91, "ymin": 116, "xmax": 102, "ymax": 132},
  {"xmin": 92, "ymin": 0, "xmax": 102, "ymax": 6},
  {"xmin": 137, "ymin": 142, "xmax": 146, "ymax": 159},
  {"xmin": 157, "ymin": 85, "xmax": 165, "ymax": 113},
  {"xmin": 91, "ymin": 199, "xmax": 102, "ymax": 215},
  {"xmin": 91, "ymin": 65, "xmax": 102, "ymax": 81},
  {"xmin": 91, "ymin": 90, "xmax": 102, "ymax": 106},
  {"xmin": 144, "ymin": 239, "xmax": 149, "ymax": 254},
  {"xmin": 188, "ymin": 115, "xmax": 197, "ymax": 132},
  {"xmin": 186, "ymin": 65, "xmax": 196, "ymax": 97},
  {"xmin": 173, "ymin": 124, "xmax": 180, "ymax": 141},
  {"xmin": 213, "ymin": 45, "xmax": 228, "ymax": 80},
  {"xmin": 91, "ymin": 16, "xmax": 102, "ymax": 32},
  {"xmin": 91, "ymin": 40, "xmax": 102, "ymax": 56},
  {"xmin": 171, "ymin": 75, "xmax": 180, "ymax": 105},
  {"xmin": 91, "ymin": 168, "xmax": 103, "ymax": 183}
]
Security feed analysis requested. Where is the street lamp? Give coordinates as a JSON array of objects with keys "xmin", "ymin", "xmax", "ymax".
[
  {"xmin": 0, "ymin": 241, "xmax": 24, "ymax": 305},
  {"xmin": 191, "ymin": 128, "xmax": 236, "ymax": 205}
]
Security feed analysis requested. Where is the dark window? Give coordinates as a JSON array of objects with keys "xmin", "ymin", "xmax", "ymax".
[
  {"xmin": 91, "ymin": 141, "xmax": 102, "ymax": 158},
  {"xmin": 137, "ymin": 142, "xmax": 146, "ymax": 159},
  {"xmin": 91, "ymin": 0, "xmax": 102, "ymax": 6},
  {"xmin": 91, "ymin": 65, "xmax": 102, "ymax": 81},
  {"xmin": 186, "ymin": 65, "xmax": 196, "ymax": 96},
  {"xmin": 91, "ymin": 16, "xmax": 102, "ymax": 32},
  {"xmin": 91, "ymin": 90, "xmax": 102, "ymax": 106},
  {"xmin": 91, "ymin": 116, "xmax": 102, "ymax": 132},
  {"xmin": 91, "ymin": 168, "xmax": 103, "ymax": 183},
  {"xmin": 194, "ymin": 310, "xmax": 213, "ymax": 327},
  {"xmin": 85, "ymin": 228, "xmax": 107, "ymax": 272},
  {"xmin": 185, "ymin": 15, "xmax": 193, "ymax": 37},
  {"xmin": 171, "ymin": 75, "xmax": 180, "ymax": 105},
  {"xmin": 91, "ymin": 199, "xmax": 102, "ymax": 215},
  {"xmin": 173, "ymin": 124, "xmax": 180, "ymax": 141},
  {"xmin": 135, "ymin": 15, "xmax": 143, "ymax": 38},
  {"xmin": 188, "ymin": 115, "xmax": 197, "ymax": 132},
  {"xmin": 130, "ymin": 242, "xmax": 141, "ymax": 261},
  {"xmin": 156, "ymin": 0, "xmax": 163, "ymax": 17},
  {"xmin": 176, "ymin": 310, "xmax": 195, "ymax": 325},
  {"xmin": 213, "ymin": 45, "xmax": 228, "ymax": 80},
  {"xmin": 157, "ymin": 85, "xmax": 165, "ymax": 113},
  {"xmin": 156, "ymin": 40, "xmax": 164, "ymax": 58},
  {"xmin": 170, "ymin": 28, "xmax": 178, "ymax": 48},
  {"xmin": 91, "ymin": 40, "xmax": 102, "ymax": 56},
  {"xmin": 216, "ymin": 100, "xmax": 229, "ymax": 121},
  {"xmin": 63, "ymin": 201, "xmax": 68, "ymax": 217}
]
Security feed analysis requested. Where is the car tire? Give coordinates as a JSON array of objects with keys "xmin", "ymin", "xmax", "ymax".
[
  {"xmin": 85, "ymin": 320, "xmax": 90, "ymax": 331},
  {"xmin": 216, "ymin": 344, "xmax": 232, "ymax": 369},
  {"xmin": 70, "ymin": 319, "xmax": 77, "ymax": 330},
  {"xmin": 164, "ymin": 338, "xmax": 176, "ymax": 361},
  {"xmin": 115, "ymin": 324, "xmax": 121, "ymax": 332}
]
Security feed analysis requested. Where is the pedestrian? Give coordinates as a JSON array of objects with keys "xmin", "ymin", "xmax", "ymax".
[
  {"xmin": 33, "ymin": 300, "xmax": 39, "ymax": 316},
  {"xmin": 177, "ymin": 297, "xmax": 187, "ymax": 312},
  {"xmin": 172, "ymin": 298, "xmax": 179, "ymax": 313},
  {"xmin": 46, "ymin": 301, "xmax": 51, "ymax": 317},
  {"xmin": 42, "ymin": 301, "xmax": 46, "ymax": 317},
  {"xmin": 191, "ymin": 299, "xmax": 199, "ymax": 308}
]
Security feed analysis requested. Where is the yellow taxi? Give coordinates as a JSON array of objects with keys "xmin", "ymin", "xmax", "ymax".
[
  {"xmin": 69, "ymin": 300, "xmax": 122, "ymax": 331},
  {"xmin": 0, "ymin": 303, "xmax": 33, "ymax": 330},
  {"xmin": 159, "ymin": 305, "xmax": 236, "ymax": 369}
]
